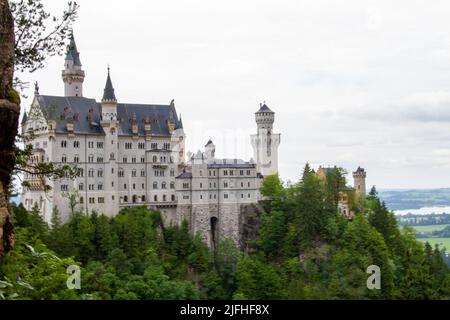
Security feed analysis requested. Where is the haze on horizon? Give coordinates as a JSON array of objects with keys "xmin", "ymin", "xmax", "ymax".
[{"xmin": 18, "ymin": 0, "xmax": 450, "ymax": 190}]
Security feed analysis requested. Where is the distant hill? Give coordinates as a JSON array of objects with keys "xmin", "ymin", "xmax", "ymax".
[{"xmin": 378, "ymin": 188, "xmax": 450, "ymax": 211}]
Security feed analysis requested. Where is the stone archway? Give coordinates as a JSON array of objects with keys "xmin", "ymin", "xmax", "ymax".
[{"xmin": 210, "ymin": 216, "xmax": 218, "ymax": 250}]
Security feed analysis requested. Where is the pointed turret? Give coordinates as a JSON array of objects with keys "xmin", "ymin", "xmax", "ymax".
[
  {"xmin": 177, "ymin": 114, "xmax": 183, "ymax": 129},
  {"xmin": 102, "ymin": 66, "xmax": 117, "ymax": 103},
  {"xmin": 21, "ymin": 111, "xmax": 27, "ymax": 125},
  {"xmin": 66, "ymin": 34, "xmax": 82, "ymax": 67}
]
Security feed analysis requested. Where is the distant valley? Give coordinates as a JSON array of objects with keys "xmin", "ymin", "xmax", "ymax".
[{"xmin": 378, "ymin": 188, "xmax": 450, "ymax": 212}]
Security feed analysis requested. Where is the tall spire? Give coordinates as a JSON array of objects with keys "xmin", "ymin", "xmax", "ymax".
[
  {"xmin": 102, "ymin": 66, "xmax": 117, "ymax": 102},
  {"xmin": 65, "ymin": 33, "xmax": 82, "ymax": 66}
]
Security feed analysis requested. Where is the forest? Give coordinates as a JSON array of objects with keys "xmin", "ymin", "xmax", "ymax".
[{"xmin": 0, "ymin": 164, "xmax": 449, "ymax": 300}]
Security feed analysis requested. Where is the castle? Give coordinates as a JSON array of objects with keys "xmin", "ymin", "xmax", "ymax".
[{"xmin": 20, "ymin": 34, "xmax": 365, "ymax": 248}]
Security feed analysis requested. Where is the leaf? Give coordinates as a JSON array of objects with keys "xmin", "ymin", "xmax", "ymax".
[
  {"xmin": 0, "ymin": 280, "xmax": 13, "ymax": 289},
  {"xmin": 17, "ymin": 280, "xmax": 34, "ymax": 291}
]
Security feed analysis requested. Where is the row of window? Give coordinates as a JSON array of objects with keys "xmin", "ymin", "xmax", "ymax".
[
  {"xmin": 182, "ymin": 181, "xmax": 252, "ymax": 189},
  {"xmin": 61, "ymin": 155, "xmax": 175, "ymax": 164},
  {"xmin": 182, "ymin": 193, "xmax": 252, "ymax": 200},
  {"xmin": 59, "ymin": 140, "xmax": 173, "ymax": 150},
  {"xmin": 61, "ymin": 141, "xmax": 104, "ymax": 149},
  {"xmin": 198, "ymin": 169, "xmax": 253, "ymax": 177}
]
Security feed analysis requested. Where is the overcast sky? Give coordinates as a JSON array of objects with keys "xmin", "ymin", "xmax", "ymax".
[{"xmin": 18, "ymin": 0, "xmax": 450, "ymax": 189}]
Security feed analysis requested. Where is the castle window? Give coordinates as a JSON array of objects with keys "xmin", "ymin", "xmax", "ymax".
[
  {"xmin": 61, "ymin": 184, "xmax": 68, "ymax": 191},
  {"xmin": 241, "ymin": 182, "xmax": 244, "ymax": 187},
  {"xmin": 133, "ymin": 184, "xmax": 136, "ymax": 190},
  {"xmin": 132, "ymin": 170, "xmax": 136, "ymax": 177},
  {"xmin": 162, "ymin": 182, "xmax": 167, "ymax": 189},
  {"xmin": 97, "ymin": 156, "xmax": 103, "ymax": 163},
  {"xmin": 78, "ymin": 168, "xmax": 84, "ymax": 177},
  {"xmin": 88, "ymin": 155, "xmax": 94, "ymax": 163},
  {"xmin": 123, "ymin": 157, "xmax": 127, "ymax": 163},
  {"xmin": 246, "ymin": 170, "xmax": 251, "ymax": 175},
  {"xmin": 97, "ymin": 142, "xmax": 103, "ymax": 148},
  {"xmin": 118, "ymin": 168, "xmax": 124, "ymax": 177},
  {"xmin": 163, "ymin": 195, "xmax": 167, "ymax": 202},
  {"xmin": 200, "ymin": 183, "xmax": 203, "ymax": 188},
  {"xmin": 110, "ymin": 153, "xmax": 115, "ymax": 160},
  {"xmin": 224, "ymin": 194, "xmax": 228, "ymax": 199},
  {"xmin": 98, "ymin": 197, "xmax": 105, "ymax": 204},
  {"xmin": 132, "ymin": 157, "xmax": 136, "ymax": 163},
  {"xmin": 142, "ymin": 195, "xmax": 146, "ymax": 202},
  {"xmin": 230, "ymin": 170, "xmax": 234, "ymax": 176},
  {"xmin": 154, "ymin": 195, "xmax": 158, "ymax": 202},
  {"xmin": 248, "ymin": 193, "xmax": 251, "ymax": 198},
  {"xmin": 199, "ymin": 170, "xmax": 203, "ymax": 177},
  {"xmin": 79, "ymin": 197, "xmax": 84, "ymax": 204},
  {"xmin": 152, "ymin": 155, "xmax": 157, "ymax": 163},
  {"xmin": 132, "ymin": 195, "xmax": 137, "ymax": 203},
  {"xmin": 170, "ymin": 169, "xmax": 175, "ymax": 177},
  {"xmin": 141, "ymin": 157, "xmax": 145, "ymax": 163},
  {"xmin": 200, "ymin": 195, "xmax": 203, "ymax": 200},
  {"xmin": 163, "ymin": 143, "xmax": 170, "ymax": 150},
  {"xmin": 124, "ymin": 196, "xmax": 128, "ymax": 203},
  {"xmin": 240, "ymin": 170, "xmax": 244, "ymax": 176},
  {"xmin": 224, "ymin": 182, "xmax": 228, "ymax": 188},
  {"xmin": 183, "ymin": 195, "xmax": 189, "ymax": 200},
  {"xmin": 73, "ymin": 141, "xmax": 80, "ymax": 148},
  {"xmin": 138, "ymin": 142, "xmax": 145, "ymax": 149},
  {"xmin": 151, "ymin": 143, "xmax": 157, "ymax": 150},
  {"xmin": 61, "ymin": 140, "xmax": 67, "ymax": 148},
  {"xmin": 170, "ymin": 182, "xmax": 175, "ymax": 189},
  {"xmin": 88, "ymin": 169, "xmax": 94, "ymax": 177},
  {"xmin": 142, "ymin": 183, "xmax": 145, "ymax": 189},
  {"xmin": 248, "ymin": 182, "xmax": 251, "ymax": 187},
  {"xmin": 124, "ymin": 184, "xmax": 127, "ymax": 189},
  {"xmin": 153, "ymin": 182, "xmax": 158, "ymax": 189},
  {"xmin": 183, "ymin": 182, "xmax": 190, "ymax": 189},
  {"xmin": 78, "ymin": 183, "xmax": 84, "ymax": 191},
  {"xmin": 171, "ymin": 195, "xmax": 175, "ymax": 201},
  {"xmin": 98, "ymin": 183, "xmax": 103, "ymax": 190},
  {"xmin": 61, "ymin": 155, "xmax": 67, "ymax": 163},
  {"xmin": 141, "ymin": 169, "xmax": 145, "ymax": 177},
  {"xmin": 223, "ymin": 170, "xmax": 228, "ymax": 176},
  {"xmin": 241, "ymin": 194, "xmax": 244, "ymax": 199},
  {"xmin": 125, "ymin": 142, "xmax": 132, "ymax": 149},
  {"xmin": 112, "ymin": 195, "xmax": 115, "ymax": 201},
  {"xmin": 88, "ymin": 141, "xmax": 94, "ymax": 148},
  {"xmin": 98, "ymin": 169, "xmax": 103, "ymax": 177}
]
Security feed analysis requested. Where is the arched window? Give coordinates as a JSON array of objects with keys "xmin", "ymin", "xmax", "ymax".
[
  {"xmin": 154, "ymin": 195, "xmax": 158, "ymax": 202},
  {"xmin": 171, "ymin": 194, "xmax": 175, "ymax": 201},
  {"xmin": 153, "ymin": 182, "xmax": 158, "ymax": 189},
  {"xmin": 152, "ymin": 155, "xmax": 157, "ymax": 162},
  {"xmin": 162, "ymin": 182, "xmax": 166, "ymax": 189},
  {"xmin": 124, "ymin": 196, "xmax": 128, "ymax": 202},
  {"xmin": 163, "ymin": 195, "xmax": 166, "ymax": 202}
]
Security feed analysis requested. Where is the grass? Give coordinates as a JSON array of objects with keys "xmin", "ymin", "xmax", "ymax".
[
  {"xmin": 418, "ymin": 237, "xmax": 450, "ymax": 251},
  {"xmin": 411, "ymin": 224, "xmax": 450, "ymax": 233}
]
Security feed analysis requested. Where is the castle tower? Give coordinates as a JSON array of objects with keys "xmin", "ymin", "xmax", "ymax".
[
  {"xmin": 205, "ymin": 139, "xmax": 215, "ymax": 159},
  {"xmin": 353, "ymin": 167, "xmax": 367, "ymax": 196},
  {"xmin": 100, "ymin": 67, "xmax": 119, "ymax": 216},
  {"xmin": 250, "ymin": 103, "xmax": 281, "ymax": 176},
  {"xmin": 62, "ymin": 34, "xmax": 85, "ymax": 97}
]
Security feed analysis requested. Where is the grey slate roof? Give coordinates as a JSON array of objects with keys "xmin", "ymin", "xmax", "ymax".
[
  {"xmin": 65, "ymin": 35, "xmax": 82, "ymax": 66},
  {"xmin": 102, "ymin": 69, "xmax": 116, "ymax": 101},
  {"xmin": 37, "ymin": 95, "xmax": 104, "ymax": 135},
  {"xmin": 117, "ymin": 102, "xmax": 180, "ymax": 136},
  {"xmin": 176, "ymin": 172, "xmax": 192, "ymax": 179},
  {"xmin": 256, "ymin": 103, "xmax": 274, "ymax": 113},
  {"xmin": 36, "ymin": 95, "xmax": 181, "ymax": 136}
]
